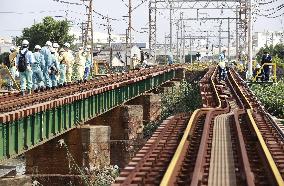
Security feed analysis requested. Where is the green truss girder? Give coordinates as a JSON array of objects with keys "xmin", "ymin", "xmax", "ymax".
[{"xmin": 0, "ymin": 70, "xmax": 176, "ymax": 162}]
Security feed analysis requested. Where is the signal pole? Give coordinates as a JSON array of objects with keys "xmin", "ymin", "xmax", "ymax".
[
  {"xmin": 83, "ymin": 0, "xmax": 94, "ymax": 74},
  {"xmin": 125, "ymin": 0, "xmax": 132, "ymax": 66},
  {"xmin": 219, "ymin": 20, "xmax": 222, "ymax": 54},
  {"xmin": 247, "ymin": 0, "xmax": 253, "ymax": 78},
  {"xmin": 228, "ymin": 17, "xmax": 230, "ymax": 61},
  {"xmin": 236, "ymin": 7, "xmax": 239, "ymax": 62},
  {"xmin": 169, "ymin": 3, "xmax": 173, "ymax": 52}
]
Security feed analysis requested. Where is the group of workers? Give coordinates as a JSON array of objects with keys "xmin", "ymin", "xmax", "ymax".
[
  {"xmin": 218, "ymin": 49, "xmax": 273, "ymax": 81},
  {"xmin": 5, "ymin": 40, "xmax": 93, "ymax": 95}
]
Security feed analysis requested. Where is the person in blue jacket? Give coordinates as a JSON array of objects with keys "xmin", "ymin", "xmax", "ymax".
[
  {"xmin": 50, "ymin": 47, "xmax": 60, "ymax": 88},
  {"xmin": 40, "ymin": 41, "xmax": 53, "ymax": 89},
  {"xmin": 32, "ymin": 45, "xmax": 45, "ymax": 91},
  {"xmin": 261, "ymin": 51, "xmax": 272, "ymax": 81},
  {"xmin": 83, "ymin": 45, "xmax": 93, "ymax": 81},
  {"xmin": 16, "ymin": 40, "xmax": 35, "ymax": 95}
]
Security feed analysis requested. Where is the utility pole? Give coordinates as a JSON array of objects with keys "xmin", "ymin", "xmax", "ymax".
[
  {"xmin": 149, "ymin": 0, "xmax": 157, "ymax": 63},
  {"xmin": 128, "ymin": 0, "xmax": 132, "ymax": 67},
  {"xmin": 81, "ymin": 22, "xmax": 85, "ymax": 45},
  {"xmin": 176, "ymin": 21, "xmax": 179, "ymax": 62},
  {"xmin": 182, "ymin": 24, "xmax": 185, "ymax": 63},
  {"xmin": 164, "ymin": 34, "xmax": 167, "ymax": 63},
  {"xmin": 219, "ymin": 20, "xmax": 222, "ymax": 55},
  {"xmin": 169, "ymin": 3, "xmax": 173, "ymax": 52},
  {"xmin": 125, "ymin": 29, "xmax": 129, "ymax": 66},
  {"xmin": 83, "ymin": 0, "xmax": 94, "ymax": 74},
  {"xmin": 179, "ymin": 12, "xmax": 183, "ymax": 63},
  {"xmin": 189, "ymin": 36, "xmax": 192, "ymax": 64},
  {"xmin": 247, "ymin": 0, "xmax": 253, "ymax": 78},
  {"xmin": 206, "ymin": 31, "xmax": 209, "ymax": 60},
  {"xmin": 106, "ymin": 15, "xmax": 112, "ymax": 64},
  {"xmin": 228, "ymin": 17, "xmax": 230, "ymax": 61},
  {"xmin": 107, "ymin": 15, "xmax": 111, "ymax": 48},
  {"xmin": 236, "ymin": 7, "xmax": 239, "ymax": 62},
  {"xmin": 183, "ymin": 24, "xmax": 186, "ymax": 63}
]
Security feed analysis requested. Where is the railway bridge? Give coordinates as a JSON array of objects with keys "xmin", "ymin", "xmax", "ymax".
[{"xmin": 0, "ymin": 66, "xmax": 185, "ymax": 180}]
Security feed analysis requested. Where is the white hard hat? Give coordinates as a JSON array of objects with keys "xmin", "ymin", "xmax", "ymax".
[
  {"xmin": 50, "ymin": 47, "xmax": 56, "ymax": 53},
  {"xmin": 10, "ymin": 46, "xmax": 16, "ymax": 51},
  {"xmin": 22, "ymin": 39, "xmax": 29, "ymax": 46},
  {"xmin": 45, "ymin": 41, "xmax": 52, "ymax": 46},
  {"xmin": 86, "ymin": 45, "xmax": 91, "ymax": 49},
  {"xmin": 63, "ymin": 42, "xmax": 70, "ymax": 48},
  {"xmin": 53, "ymin": 43, "xmax": 59, "ymax": 48},
  {"xmin": 59, "ymin": 48, "xmax": 65, "ymax": 53},
  {"xmin": 35, "ymin": 45, "xmax": 41, "ymax": 50}
]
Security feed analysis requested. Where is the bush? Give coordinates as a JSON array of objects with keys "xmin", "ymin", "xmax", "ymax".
[
  {"xmin": 143, "ymin": 80, "xmax": 202, "ymax": 139},
  {"xmin": 250, "ymin": 80, "xmax": 284, "ymax": 119}
]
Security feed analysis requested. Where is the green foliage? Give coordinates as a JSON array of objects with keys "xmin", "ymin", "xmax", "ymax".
[
  {"xmin": 90, "ymin": 165, "xmax": 120, "ymax": 186},
  {"xmin": 0, "ymin": 52, "xmax": 9, "ymax": 64},
  {"xmin": 17, "ymin": 16, "xmax": 75, "ymax": 50},
  {"xmin": 273, "ymin": 55, "xmax": 284, "ymax": 69},
  {"xmin": 160, "ymin": 80, "xmax": 201, "ymax": 118},
  {"xmin": 250, "ymin": 80, "xmax": 284, "ymax": 119},
  {"xmin": 256, "ymin": 44, "xmax": 284, "ymax": 64},
  {"xmin": 143, "ymin": 80, "xmax": 202, "ymax": 139},
  {"xmin": 156, "ymin": 55, "xmax": 167, "ymax": 64},
  {"xmin": 185, "ymin": 54, "xmax": 197, "ymax": 63}
]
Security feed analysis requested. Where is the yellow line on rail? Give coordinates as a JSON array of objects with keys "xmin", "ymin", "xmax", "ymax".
[
  {"xmin": 211, "ymin": 67, "xmax": 221, "ymax": 108},
  {"xmin": 247, "ymin": 109, "xmax": 284, "ymax": 185},
  {"xmin": 160, "ymin": 109, "xmax": 200, "ymax": 186}
]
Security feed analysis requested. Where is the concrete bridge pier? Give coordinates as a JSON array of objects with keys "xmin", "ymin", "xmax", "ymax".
[
  {"xmin": 87, "ymin": 105, "xmax": 144, "ymax": 169},
  {"xmin": 23, "ymin": 91, "xmax": 169, "ymax": 184},
  {"xmin": 24, "ymin": 125, "xmax": 110, "ymax": 185}
]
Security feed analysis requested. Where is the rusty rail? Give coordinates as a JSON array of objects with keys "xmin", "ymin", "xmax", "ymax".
[{"xmin": 113, "ymin": 114, "xmax": 190, "ymax": 185}]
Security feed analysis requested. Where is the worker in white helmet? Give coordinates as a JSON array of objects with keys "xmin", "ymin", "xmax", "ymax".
[
  {"xmin": 73, "ymin": 46, "xmax": 86, "ymax": 82},
  {"xmin": 50, "ymin": 47, "xmax": 60, "ymax": 88},
  {"xmin": 58, "ymin": 48, "xmax": 67, "ymax": 86},
  {"xmin": 41, "ymin": 41, "xmax": 53, "ymax": 89},
  {"xmin": 53, "ymin": 43, "xmax": 59, "ymax": 52},
  {"xmin": 7, "ymin": 46, "xmax": 19, "ymax": 90},
  {"xmin": 63, "ymin": 42, "xmax": 74, "ymax": 83},
  {"xmin": 52, "ymin": 43, "xmax": 60, "ymax": 83},
  {"xmin": 52, "ymin": 42, "xmax": 60, "ymax": 60},
  {"xmin": 83, "ymin": 45, "xmax": 93, "ymax": 81},
  {"xmin": 32, "ymin": 45, "xmax": 45, "ymax": 91},
  {"xmin": 15, "ymin": 39, "xmax": 35, "ymax": 95}
]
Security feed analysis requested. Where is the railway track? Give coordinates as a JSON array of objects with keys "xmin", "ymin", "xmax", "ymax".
[
  {"xmin": 113, "ymin": 114, "xmax": 190, "ymax": 185},
  {"xmin": 0, "ymin": 66, "xmax": 179, "ymax": 113},
  {"xmin": 0, "ymin": 66, "xmax": 183, "ymax": 125},
  {"xmin": 114, "ymin": 66, "xmax": 284, "ymax": 185}
]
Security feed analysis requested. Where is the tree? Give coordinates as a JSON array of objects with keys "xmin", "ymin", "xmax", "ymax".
[
  {"xmin": 185, "ymin": 54, "xmax": 197, "ymax": 63},
  {"xmin": 0, "ymin": 52, "xmax": 9, "ymax": 65},
  {"xmin": 17, "ymin": 17, "xmax": 75, "ymax": 50},
  {"xmin": 256, "ymin": 44, "xmax": 284, "ymax": 63}
]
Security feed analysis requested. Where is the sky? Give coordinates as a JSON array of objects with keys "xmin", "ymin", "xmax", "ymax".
[{"xmin": 0, "ymin": 0, "xmax": 283, "ymax": 45}]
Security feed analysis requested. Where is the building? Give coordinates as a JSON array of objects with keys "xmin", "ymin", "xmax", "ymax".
[
  {"xmin": 0, "ymin": 37, "xmax": 13, "ymax": 54},
  {"xmin": 253, "ymin": 31, "xmax": 284, "ymax": 52}
]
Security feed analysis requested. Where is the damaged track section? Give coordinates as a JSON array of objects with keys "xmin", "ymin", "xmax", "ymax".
[{"xmin": 112, "ymin": 114, "xmax": 190, "ymax": 185}]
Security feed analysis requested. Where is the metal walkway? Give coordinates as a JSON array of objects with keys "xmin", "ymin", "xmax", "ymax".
[{"xmin": 208, "ymin": 114, "xmax": 236, "ymax": 186}]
